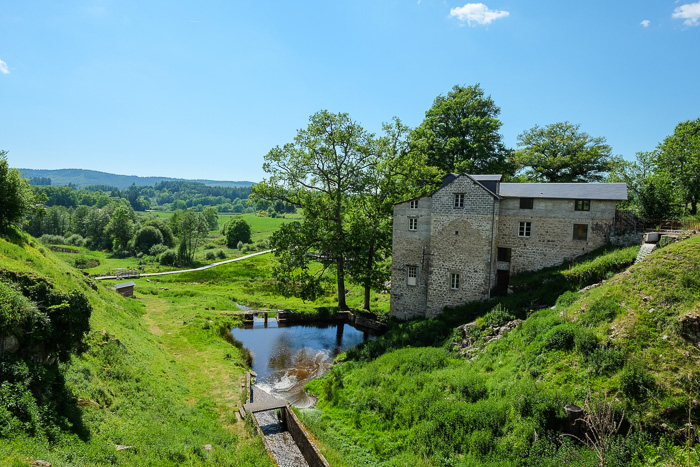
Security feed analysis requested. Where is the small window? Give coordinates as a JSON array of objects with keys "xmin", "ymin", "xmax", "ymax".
[
  {"xmin": 518, "ymin": 222, "xmax": 531, "ymax": 237},
  {"xmin": 409, "ymin": 199, "xmax": 418, "ymax": 209},
  {"xmin": 407, "ymin": 266, "xmax": 417, "ymax": 286},
  {"xmin": 450, "ymin": 273, "xmax": 460, "ymax": 290},
  {"xmin": 520, "ymin": 198, "xmax": 534, "ymax": 209},
  {"xmin": 573, "ymin": 224, "xmax": 588, "ymax": 240},
  {"xmin": 497, "ymin": 247, "xmax": 512, "ymax": 262},
  {"xmin": 575, "ymin": 200, "xmax": 590, "ymax": 211},
  {"xmin": 454, "ymin": 193, "xmax": 465, "ymax": 208},
  {"xmin": 409, "ymin": 218, "xmax": 417, "ymax": 231}
]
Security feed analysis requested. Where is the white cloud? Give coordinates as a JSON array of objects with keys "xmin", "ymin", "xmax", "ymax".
[
  {"xmin": 0, "ymin": 59, "xmax": 9, "ymax": 75},
  {"xmin": 673, "ymin": 2, "xmax": 700, "ymax": 26},
  {"xmin": 450, "ymin": 3, "xmax": 510, "ymax": 26},
  {"xmin": 641, "ymin": 19, "xmax": 651, "ymax": 27}
]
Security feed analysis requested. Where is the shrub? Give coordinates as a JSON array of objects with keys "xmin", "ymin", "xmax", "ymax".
[
  {"xmin": 65, "ymin": 233, "xmax": 86, "ymax": 247},
  {"xmin": 483, "ymin": 304, "xmax": 515, "ymax": 328},
  {"xmin": 586, "ymin": 348, "xmax": 624, "ymax": 376},
  {"xmin": 149, "ymin": 243, "xmax": 168, "ymax": 256},
  {"xmin": 237, "ymin": 241, "xmax": 244, "ymax": 250},
  {"xmin": 619, "ymin": 362, "xmax": 655, "ymax": 399},
  {"xmin": 574, "ymin": 328, "xmax": 598, "ymax": 356},
  {"xmin": 216, "ymin": 249, "xmax": 226, "ymax": 259},
  {"xmin": 73, "ymin": 255, "xmax": 99, "ymax": 269},
  {"xmin": 225, "ymin": 219, "xmax": 252, "ymax": 248},
  {"xmin": 133, "ymin": 226, "xmax": 164, "ymax": 254},
  {"xmin": 542, "ymin": 323, "xmax": 577, "ymax": 351},
  {"xmin": 205, "ymin": 251, "xmax": 216, "ymax": 261},
  {"xmin": 38, "ymin": 234, "xmax": 67, "ymax": 245},
  {"xmin": 159, "ymin": 249, "xmax": 178, "ymax": 266}
]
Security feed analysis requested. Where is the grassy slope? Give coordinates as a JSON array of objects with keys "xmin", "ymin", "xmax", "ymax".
[
  {"xmin": 0, "ymin": 231, "xmax": 271, "ymax": 466},
  {"xmin": 301, "ymin": 238, "xmax": 700, "ymax": 466}
]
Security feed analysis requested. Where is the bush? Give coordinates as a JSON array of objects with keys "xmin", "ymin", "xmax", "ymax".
[
  {"xmin": 149, "ymin": 243, "xmax": 168, "ymax": 256},
  {"xmin": 619, "ymin": 362, "xmax": 655, "ymax": 399},
  {"xmin": 159, "ymin": 249, "xmax": 178, "ymax": 266},
  {"xmin": 483, "ymin": 304, "xmax": 515, "ymax": 328},
  {"xmin": 205, "ymin": 251, "xmax": 216, "ymax": 261},
  {"xmin": 73, "ymin": 255, "xmax": 99, "ymax": 269},
  {"xmin": 133, "ymin": 226, "xmax": 164, "ymax": 254},
  {"xmin": 216, "ymin": 249, "xmax": 226, "ymax": 259},
  {"xmin": 225, "ymin": 219, "xmax": 252, "ymax": 248},
  {"xmin": 39, "ymin": 234, "xmax": 67, "ymax": 245},
  {"xmin": 237, "ymin": 241, "xmax": 244, "ymax": 250},
  {"xmin": 586, "ymin": 348, "xmax": 624, "ymax": 376},
  {"xmin": 542, "ymin": 323, "xmax": 577, "ymax": 351},
  {"xmin": 574, "ymin": 328, "xmax": 598, "ymax": 356},
  {"xmin": 65, "ymin": 233, "xmax": 86, "ymax": 247}
]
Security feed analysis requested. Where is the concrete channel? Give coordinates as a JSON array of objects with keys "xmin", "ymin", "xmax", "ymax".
[{"xmin": 241, "ymin": 371, "xmax": 329, "ymax": 467}]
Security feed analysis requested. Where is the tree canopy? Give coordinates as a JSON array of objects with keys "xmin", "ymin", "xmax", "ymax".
[
  {"xmin": 0, "ymin": 150, "xmax": 44, "ymax": 232},
  {"xmin": 657, "ymin": 118, "xmax": 700, "ymax": 215},
  {"xmin": 513, "ymin": 122, "xmax": 614, "ymax": 182},
  {"xmin": 409, "ymin": 84, "xmax": 513, "ymax": 176},
  {"xmin": 225, "ymin": 218, "xmax": 252, "ymax": 248}
]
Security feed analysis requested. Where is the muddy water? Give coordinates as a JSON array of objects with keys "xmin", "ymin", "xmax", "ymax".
[{"xmin": 231, "ymin": 317, "xmax": 372, "ymax": 407}]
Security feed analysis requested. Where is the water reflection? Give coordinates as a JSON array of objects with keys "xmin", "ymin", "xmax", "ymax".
[{"xmin": 231, "ymin": 318, "xmax": 372, "ymax": 407}]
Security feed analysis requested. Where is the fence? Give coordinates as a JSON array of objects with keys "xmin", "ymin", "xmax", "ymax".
[{"xmin": 614, "ymin": 211, "xmax": 700, "ymax": 233}]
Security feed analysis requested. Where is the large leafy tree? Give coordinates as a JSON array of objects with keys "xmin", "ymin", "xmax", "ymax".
[
  {"xmin": 225, "ymin": 218, "xmax": 252, "ymax": 247},
  {"xmin": 410, "ymin": 84, "xmax": 513, "ymax": 176},
  {"xmin": 0, "ymin": 150, "xmax": 44, "ymax": 232},
  {"xmin": 344, "ymin": 118, "xmax": 439, "ymax": 311},
  {"xmin": 253, "ymin": 110, "xmax": 376, "ymax": 310},
  {"xmin": 176, "ymin": 210, "xmax": 208, "ymax": 264},
  {"xmin": 657, "ymin": 118, "xmax": 700, "ymax": 215},
  {"xmin": 513, "ymin": 122, "xmax": 614, "ymax": 182}
]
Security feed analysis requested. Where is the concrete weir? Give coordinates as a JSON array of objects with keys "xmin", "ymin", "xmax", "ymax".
[{"xmin": 242, "ymin": 372, "xmax": 329, "ymax": 467}]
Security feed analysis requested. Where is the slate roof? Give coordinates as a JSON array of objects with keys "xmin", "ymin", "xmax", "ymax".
[
  {"xmin": 498, "ymin": 183, "xmax": 627, "ymax": 200},
  {"xmin": 115, "ymin": 281, "xmax": 136, "ymax": 290}
]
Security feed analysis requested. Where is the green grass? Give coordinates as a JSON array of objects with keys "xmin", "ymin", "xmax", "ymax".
[
  {"xmin": 0, "ymin": 230, "xmax": 272, "ymax": 466},
  {"xmin": 299, "ymin": 238, "xmax": 700, "ymax": 466}
]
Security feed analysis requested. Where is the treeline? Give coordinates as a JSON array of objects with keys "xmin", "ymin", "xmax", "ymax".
[{"xmin": 28, "ymin": 180, "xmax": 296, "ymax": 215}]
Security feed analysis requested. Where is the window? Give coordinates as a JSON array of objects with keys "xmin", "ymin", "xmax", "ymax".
[
  {"xmin": 407, "ymin": 266, "xmax": 417, "ymax": 286},
  {"xmin": 409, "ymin": 199, "xmax": 418, "ymax": 209},
  {"xmin": 454, "ymin": 193, "xmax": 465, "ymax": 208},
  {"xmin": 497, "ymin": 247, "xmax": 512, "ymax": 262},
  {"xmin": 409, "ymin": 218, "xmax": 417, "ymax": 231},
  {"xmin": 573, "ymin": 224, "xmax": 588, "ymax": 240},
  {"xmin": 450, "ymin": 273, "xmax": 460, "ymax": 290},
  {"xmin": 520, "ymin": 198, "xmax": 534, "ymax": 209},
  {"xmin": 575, "ymin": 199, "xmax": 590, "ymax": 211},
  {"xmin": 518, "ymin": 222, "xmax": 531, "ymax": 237}
]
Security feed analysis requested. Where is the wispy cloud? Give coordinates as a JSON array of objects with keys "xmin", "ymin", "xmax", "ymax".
[
  {"xmin": 0, "ymin": 59, "xmax": 9, "ymax": 75},
  {"xmin": 640, "ymin": 19, "xmax": 651, "ymax": 27},
  {"xmin": 673, "ymin": 2, "xmax": 700, "ymax": 26},
  {"xmin": 450, "ymin": 3, "xmax": 509, "ymax": 26}
]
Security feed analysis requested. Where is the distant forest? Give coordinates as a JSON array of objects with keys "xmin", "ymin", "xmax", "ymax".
[{"xmin": 19, "ymin": 167, "xmax": 253, "ymax": 190}]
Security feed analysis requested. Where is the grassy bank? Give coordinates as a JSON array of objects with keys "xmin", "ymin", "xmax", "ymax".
[
  {"xmin": 0, "ymin": 231, "xmax": 271, "ymax": 466},
  {"xmin": 300, "ymin": 239, "xmax": 700, "ymax": 466}
]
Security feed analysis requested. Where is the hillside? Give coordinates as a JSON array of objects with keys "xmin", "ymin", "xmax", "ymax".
[
  {"xmin": 0, "ymin": 229, "xmax": 270, "ymax": 466},
  {"xmin": 301, "ymin": 237, "xmax": 700, "ymax": 466},
  {"xmin": 18, "ymin": 168, "xmax": 254, "ymax": 189}
]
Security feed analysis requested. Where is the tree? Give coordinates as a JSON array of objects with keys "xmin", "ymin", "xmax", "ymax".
[
  {"xmin": 201, "ymin": 206, "xmax": 219, "ymax": 231},
  {"xmin": 344, "ymin": 118, "xmax": 439, "ymax": 311},
  {"xmin": 513, "ymin": 122, "xmax": 614, "ymax": 182},
  {"xmin": 133, "ymin": 226, "xmax": 164, "ymax": 254},
  {"xmin": 104, "ymin": 204, "xmax": 135, "ymax": 252},
  {"xmin": 176, "ymin": 210, "xmax": 208, "ymax": 264},
  {"xmin": 409, "ymin": 84, "xmax": 513, "ymax": 176},
  {"xmin": 0, "ymin": 150, "xmax": 44, "ymax": 232},
  {"xmin": 253, "ymin": 110, "xmax": 376, "ymax": 310},
  {"xmin": 225, "ymin": 218, "xmax": 251, "ymax": 248},
  {"xmin": 657, "ymin": 118, "xmax": 700, "ymax": 215}
]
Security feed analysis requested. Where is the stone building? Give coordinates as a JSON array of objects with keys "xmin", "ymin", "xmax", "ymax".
[{"xmin": 390, "ymin": 174, "xmax": 627, "ymax": 319}]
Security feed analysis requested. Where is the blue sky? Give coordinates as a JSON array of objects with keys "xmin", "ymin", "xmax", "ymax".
[{"xmin": 1, "ymin": 1, "xmax": 699, "ymax": 183}]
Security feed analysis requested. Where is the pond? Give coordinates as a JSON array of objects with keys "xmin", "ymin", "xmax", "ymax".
[{"xmin": 231, "ymin": 317, "xmax": 374, "ymax": 407}]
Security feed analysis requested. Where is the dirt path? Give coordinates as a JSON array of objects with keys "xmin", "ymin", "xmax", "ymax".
[{"xmin": 93, "ymin": 249, "xmax": 273, "ymax": 280}]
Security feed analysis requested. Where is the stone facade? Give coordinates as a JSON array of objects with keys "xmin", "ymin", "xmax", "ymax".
[{"xmin": 390, "ymin": 175, "xmax": 627, "ymax": 319}]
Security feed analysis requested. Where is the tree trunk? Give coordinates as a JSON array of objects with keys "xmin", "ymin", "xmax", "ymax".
[
  {"xmin": 336, "ymin": 258, "xmax": 348, "ymax": 310},
  {"xmin": 363, "ymin": 244, "xmax": 375, "ymax": 312}
]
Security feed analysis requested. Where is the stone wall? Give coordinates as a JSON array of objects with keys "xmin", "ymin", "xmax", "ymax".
[
  {"xmin": 497, "ymin": 198, "xmax": 616, "ymax": 274},
  {"xmin": 390, "ymin": 196, "xmax": 432, "ymax": 319}
]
